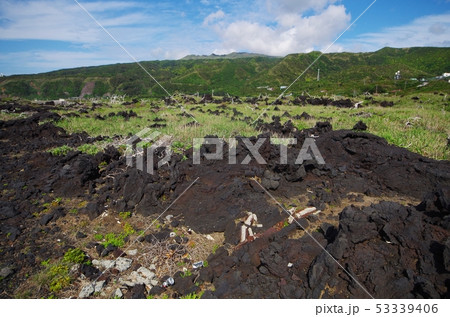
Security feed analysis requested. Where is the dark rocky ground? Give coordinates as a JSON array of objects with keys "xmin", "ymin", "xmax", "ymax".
[{"xmin": 0, "ymin": 100, "xmax": 449, "ymax": 298}]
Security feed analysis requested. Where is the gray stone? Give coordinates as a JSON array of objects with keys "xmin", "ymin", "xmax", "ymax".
[
  {"xmin": 92, "ymin": 259, "xmax": 114, "ymax": 270},
  {"xmin": 150, "ymin": 279, "xmax": 159, "ymax": 286},
  {"xmin": 69, "ymin": 264, "xmax": 80, "ymax": 276},
  {"xmin": 0, "ymin": 267, "xmax": 14, "ymax": 278},
  {"xmin": 114, "ymin": 288, "xmax": 123, "ymax": 298},
  {"xmin": 261, "ymin": 170, "xmax": 280, "ymax": 190},
  {"xmin": 78, "ymin": 284, "xmax": 94, "ymax": 298},
  {"xmin": 94, "ymin": 280, "xmax": 105, "ymax": 293},
  {"xmin": 149, "ymin": 264, "xmax": 156, "ymax": 271},
  {"xmin": 115, "ymin": 257, "xmax": 132, "ymax": 272},
  {"xmin": 127, "ymin": 249, "xmax": 138, "ymax": 256},
  {"xmin": 119, "ymin": 266, "xmax": 155, "ymax": 288}
]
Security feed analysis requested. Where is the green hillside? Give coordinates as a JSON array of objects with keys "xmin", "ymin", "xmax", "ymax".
[{"xmin": 0, "ymin": 47, "xmax": 449, "ymax": 99}]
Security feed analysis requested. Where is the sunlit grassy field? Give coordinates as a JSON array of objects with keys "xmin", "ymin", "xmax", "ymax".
[{"xmin": 51, "ymin": 92, "xmax": 449, "ymax": 160}]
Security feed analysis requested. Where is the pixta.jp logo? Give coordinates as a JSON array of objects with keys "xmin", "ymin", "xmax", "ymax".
[
  {"xmin": 125, "ymin": 128, "xmax": 325, "ymax": 175},
  {"xmin": 125, "ymin": 128, "xmax": 172, "ymax": 174}
]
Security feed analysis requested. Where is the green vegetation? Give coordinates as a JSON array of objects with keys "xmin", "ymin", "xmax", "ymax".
[
  {"xmin": 100, "ymin": 222, "xmax": 136, "ymax": 248},
  {"xmin": 123, "ymin": 222, "xmax": 135, "ymax": 236},
  {"xmin": 77, "ymin": 144, "xmax": 102, "ymax": 156},
  {"xmin": 212, "ymin": 244, "xmax": 220, "ymax": 254},
  {"xmin": 119, "ymin": 211, "xmax": 131, "ymax": 220},
  {"xmin": 43, "ymin": 90, "xmax": 449, "ymax": 160},
  {"xmin": 1, "ymin": 47, "xmax": 448, "ymax": 98},
  {"xmin": 48, "ymin": 145, "xmax": 72, "ymax": 156},
  {"xmin": 47, "ymin": 143, "xmax": 102, "ymax": 156},
  {"xmin": 180, "ymin": 291, "xmax": 204, "ymax": 299},
  {"xmin": 103, "ymin": 232, "xmax": 126, "ymax": 248},
  {"xmin": 63, "ymin": 248, "xmax": 86, "ymax": 264},
  {"xmin": 34, "ymin": 248, "xmax": 88, "ymax": 296}
]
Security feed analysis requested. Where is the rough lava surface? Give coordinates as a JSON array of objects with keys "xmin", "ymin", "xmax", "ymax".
[{"xmin": 0, "ymin": 101, "xmax": 449, "ymax": 298}]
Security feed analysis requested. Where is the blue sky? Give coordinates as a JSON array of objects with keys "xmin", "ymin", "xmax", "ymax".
[{"xmin": 0, "ymin": 0, "xmax": 449, "ymax": 75}]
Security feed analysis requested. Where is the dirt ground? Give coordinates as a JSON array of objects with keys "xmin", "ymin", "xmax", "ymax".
[{"xmin": 0, "ymin": 100, "xmax": 449, "ymax": 299}]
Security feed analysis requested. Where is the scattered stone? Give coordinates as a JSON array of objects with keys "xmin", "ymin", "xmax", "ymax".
[
  {"xmin": 78, "ymin": 283, "xmax": 94, "ymax": 299},
  {"xmin": 76, "ymin": 231, "xmax": 87, "ymax": 239},
  {"xmin": 149, "ymin": 285, "xmax": 164, "ymax": 296},
  {"xmin": 114, "ymin": 288, "xmax": 123, "ymax": 299},
  {"xmin": 115, "ymin": 257, "xmax": 133, "ymax": 272},
  {"xmin": 94, "ymin": 280, "xmax": 105, "ymax": 293},
  {"xmin": 39, "ymin": 213, "xmax": 54, "ymax": 226},
  {"xmin": 102, "ymin": 244, "xmax": 118, "ymax": 257},
  {"xmin": 352, "ymin": 121, "xmax": 368, "ymax": 131},
  {"xmin": 0, "ymin": 267, "xmax": 14, "ymax": 278},
  {"xmin": 119, "ymin": 266, "xmax": 155, "ymax": 288},
  {"xmin": 95, "ymin": 244, "xmax": 105, "ymax": 256},
  {"xmin": 126, "ymin": 284, "xmax": 146, "ymax": 299},
  {"xmin": 69, "ymin": 264, "xmax": 80, "ymax": 276},
  {"xmin": 261, "ymin": 170, "xmax": 280, "ymax": 190},
  {"xmin": 127, "ymin": 249, "xmax": 138, "ymax": 256}
]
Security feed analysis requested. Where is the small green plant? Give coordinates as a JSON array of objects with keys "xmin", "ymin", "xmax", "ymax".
[
  {"xmin": 94, "ymin": 233, "xmax": 104, "ymax": 241},
  {"xmin": 77, "ymin": 144, "xmax": 101, "ymax": 156},
  {"xmin": 123, "ymin": 222, "xmax": 135, "ymax": 235},
  {"xmin": 63, "ymin": 248, "xmax": 86, "ymax": 264},
  {"xmin": 41, "ymin": 259, "xmax": 50, "ymax": 267},
  {"xmin": 161, "ymin": 294, "xmax": 169, "ymax": 299},
  {"xmin": 282, "ymin": 219, "xmax": 289, "ymax": 228},
  {"xmin": 69, "ymin": 208, "xmax": 78, "ymax": 214},
  {"xmin": 48, "ymin": 264, "xmax": 70, "ymax": 293},
  {"xmin": 119, "ymin": 211, "xmax": 131, "ymax": 220},
  {"xmin": 54, "ymin": 197, "xmax": 62, "ymax": 203},
  {"xmin": 98, "ymin": 161, "xmax": 108, "ymax": 168},
  {"xmin": 212, "ymin": 244, "xmax": 220, "ymax": 254},
  {"xmin": 181, "ymin": 270, "xmax": 192, "ymax": 278},
  {"xmin": 146, "ymin": 295, "xmax": 154, "ymax": 299},
  {"xmin": 180, "ymin": 291, "xmax": 204, "ymax": 299},
  {"xmin": 203, "ymin": 260, "xmax": 209, "ymax": 268},
  {"xmin": 48, "ymin": 145, "xmax": 73, "ymax": 156},
  {"xmin": 103, "ymin": 232, "xmax": 126, "ymax": 248}
]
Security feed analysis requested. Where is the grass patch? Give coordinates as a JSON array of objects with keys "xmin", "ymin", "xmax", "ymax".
[
  {"xmin": 52, "ymin": 92, "xmax": 448, "ymax": 160},
  {"xmin": 47, "ymin": 145, "xmax": 72, "ymax": 156},
  {"xmin": 180, "ymin": 291, "xmax": 204, "ymax": 299}
]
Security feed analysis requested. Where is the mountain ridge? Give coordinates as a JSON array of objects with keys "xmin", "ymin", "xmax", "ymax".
[{"xmin": 1, "ymin": 47, "xmax": 449, "ymax": 99}]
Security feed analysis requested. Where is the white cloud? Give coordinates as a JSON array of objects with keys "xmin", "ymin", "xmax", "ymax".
[
  {"xmin": 266, "ymin": 0, "xmax": 338, "ymax": 15},
  {"xmin": 208, "ymin": 4, "xmax": 351, "ymax": 56},
  {"xmin": 345, "ymin": 13, "xmax": 450, "ymax": 51},
  {"xmin": 203, "ymin": 10, "xmax": 225, "ymax": 26}
]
